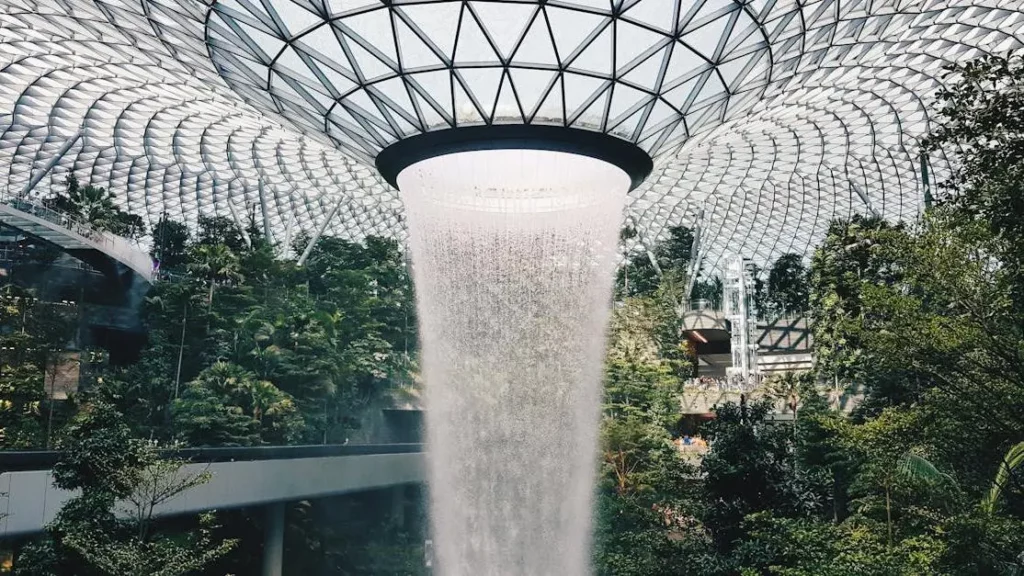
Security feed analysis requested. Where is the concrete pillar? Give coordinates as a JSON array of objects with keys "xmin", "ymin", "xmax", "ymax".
[
  {"xmin": 263, "ymin": 502, "xmax": 285, "ymax": 576},
  {"xmin": 391, "ymin": 485, "xmax": 406, "ymax": 529}
]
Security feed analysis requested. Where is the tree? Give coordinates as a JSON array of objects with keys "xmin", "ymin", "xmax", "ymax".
[
  {"xmin": 195, "ymin": 215, "xmax": 248, "ymax": 254},
  {"xmin": 700, "ymin": 400, "xmax": 816, "ymax": 553},
  {"xmin": 186, "ymin": 243, "xmax": 242, "ymax": 315},
  {"xmin": 150, "ymin": 215, "xmax": 190, "ymax": 272},
  {"xmin": 923, "ymin": 54, "xmax": 1024, "ymax": 309},
  {"xmin": 46, "ymin": 175, "xmax": 145, "ymax": 239},
  {"xmin": 615, "ymin": 225, "xmax": 694, "ymax": 299},
  {"xmin": 0, "ymin": 284, "xmax": 77, "ymax": 449},
  {"xmin": 766, "ymin": 253, "xmax": 809, "ymax": 318},
  {"xmin": 15, "ymin": 402, "xmax": 235, "ymax": 576},
  {"xmin": 808, "ymin": 215, "xmax": 906, "ymax": 386},
  {"xmin": 172, "ymin": 362, "xmax": 303, "ymax": 447}
]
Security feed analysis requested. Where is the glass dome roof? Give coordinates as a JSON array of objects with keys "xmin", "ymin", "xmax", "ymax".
[
  {"xmin": 203, "ymin": 0, "xmax": 773, "ymax": 163},
  {"xmin": 1, "ymin": 0, "xmax": 1023, "ymax": 273}
]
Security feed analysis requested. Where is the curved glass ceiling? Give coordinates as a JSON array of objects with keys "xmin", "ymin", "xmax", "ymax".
[
  {"xmin": 203, "ymin": 0, "xmax": 772, "ymax": 162},
  {"xmin": 1, "ymin": 0, "xmax": 1023, "ymax": 273}
]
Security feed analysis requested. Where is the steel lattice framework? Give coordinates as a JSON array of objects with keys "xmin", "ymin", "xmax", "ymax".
[{"xmin": 1, "ymin": 0, "xmax": 1023, "ymax": 270}]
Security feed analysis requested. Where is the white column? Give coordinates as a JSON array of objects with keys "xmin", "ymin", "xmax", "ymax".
[{"xmin": 262, "ymin": 502, "xmax": 285, "ymax": 576}]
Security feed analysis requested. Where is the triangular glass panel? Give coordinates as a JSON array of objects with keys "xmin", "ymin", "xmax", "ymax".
[
  {"xmin": 407, "ymin": 69, "xmax": 454, "ymax": 119},
  {"xmin": 512, "ymin": 13, "xmax": 558, "ymax": 67},
  {"xmin": 563, "ymin": 72, "xmax": 607, "ymax": 119},
  {"xmin": 622, "ymin": 0, "xmax": 678, "ymax": 33},
  {"xmin": 615, "ymin": 20, "xmax": 667, "ymax": 71},
  {"xmin": 531, "ymin": 75, "xmax": 564, "ymax": 123},
  {"xmin": 397, "ymin": 3, "xmax": 462, "ymax": 61},
  {"xmin": 609, "ymin": 106, "xmax": 645, "ymax": 139},
  {"xmin": 275, "ymin": 44, "xmax": 320, "ymax": 86},
  {"xmin": 343, "ymin": 8, "xmax": 399, "ymax": 68},
  {"xmin": 454, "ymin": 9, "xmax": 501, "ymax": 65},
  {"xmin": 410, "ymin": 88, "xmax": 449, "ymax": 129},
  {"xmin": 570, "ymin": 85, "xmax": 610, "ymax": 129},
  {"xmin": 275, "ymin": 1, "xmax": 324, "ymax": 36},
  {"xmin": 452, "ymin": 78, "xmax": 486, "ymax": 125},
  {"xmin": 371, "ymin": 76, "xmax": 418, "ymax": 123},
  {"xmin": 621, "ymin": 44, "xmax": 669, "ymax": 91},
  {"xmin": 690, "ymin": 73, "xmax": 726, "ymax": 110},
  {"xmin": 457, "ymin": 67, "xmax": 503, "ymax": 120},
  {"xmin": 682, "ymin": 12, "xmax": 734, "ymax": 61},
  {"xmin": 509, "ymin": 68, "xmax": 558, "ymax": 119},
  {"xmin": 469, "ymin": 2, "xmax": 538, "ymax": 60},
  {"xmin": 663, "ymin": 43, "xmax": 706, "ymax": 88},
  {"xmin": 543, "ymin": 6, "xmax": 607, "ymax": 63},
  {"xmin": 318, "ymin": 62, "xmax": 358, "ymax": 97},
  {"xmin": 661, "ymin": 74, "xmax": 702, "ymax": 110},
  {"xmin": 345, "ymin": 36, "xmax": 395, "ymax": 81},
  {"xmin": 395, "ymin": 16, "xmax": 446, "ymax": 71},
  {"xmin": 723, "ymin": 22, "xmax": 764, "ymax": 57},
  {"xmin": 568, "ymin": 22, "xmax": 613, "ymax": 76},
  {"xmin": 237, "ymin": 20, "xmax": 285, "ymax": 60},
  {"xmin": 608, "ymin": 83, "xmax": 650, "ymax": 123},
  {"xmin": 492, "ymin": 73, "xmax": 523, "ymax": 123},
  {"xmin": 346, "ymin": 88, "xmax": 397, "ymax": 134},
  {"xmin": 717, "ymin": 52, "xmax": 754, "ymax": 90},
  {"xmin": 297, "ymin": 24, "xmax": 349, "ymax": 69}
]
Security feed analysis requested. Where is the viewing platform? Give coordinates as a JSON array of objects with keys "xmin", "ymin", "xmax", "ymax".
[
  {"xmin": 0, "ymin": 444, "xmax": 426, "ymax": 539},
  {"xmin": 0, "ymin": 191, "xmax": 154, "ymax": 284}
]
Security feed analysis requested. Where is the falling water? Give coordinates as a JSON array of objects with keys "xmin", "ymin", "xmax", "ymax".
[{"xmin": 399, "ymin": 149, "xmax": 629, "ymax": 576}]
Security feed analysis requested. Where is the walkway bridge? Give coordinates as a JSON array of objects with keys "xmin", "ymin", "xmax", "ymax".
[
  {"xmin": 680, "ymin": 300, "xmax": 814, "ymax": 376},
  {"xmin": 0, "ymin": 191, "xmax": 154, "ymax": 284},
  {"xmin": 0, "ymin": 443, "xmax": 425, "ymax": 539},
  {"xmin": 679, "ymin": 383, "xmax": 862, "ymax": 417}
]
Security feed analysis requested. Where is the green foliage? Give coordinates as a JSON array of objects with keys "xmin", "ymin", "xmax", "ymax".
[
  {"xmin": 700, "ymin": 401, "xmax": 819, "ymax": 552},
  {"xmin": 46, "ymin": 175, "xmax": 145, "ymax": 239},
  {"xmin": 15, "ymin": 402, "xmax": 236, "ymax": 576},
  {"xmin": 766, "ymin": 253, "xmax": 809, "ymax": 318},
  {"xmin": 172, "ymin": 362, "xmax": 302, "ymax": 446},
  {"xmin": 923, "ymin": 54, "xmax": 1024, "ymax": 305},
  {"xmin": 616, "ymin": 225, "xmax": 694, "ymax": 298},
  {"xmin": 983, "ymin": 442, "xmax": 1024, "ymax": 516},
  {"xmin": 808, "ymin": 215, "xmax": 907, "ymax": 384},
  {"xmin": 150, "ymin": 215, "xmax": 190, "ymax": 271},
  {"xmin": 0, "ymin": 284, "xmax": 77, "ymax": 448}
]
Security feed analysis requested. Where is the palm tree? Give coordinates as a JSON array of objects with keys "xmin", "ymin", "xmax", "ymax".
[
  {"xmin": 982, "ymin": 441, "xmax": 1024, "ymax": 515},
  {"xmin": 186, "ymin": 244, "xmax": 242, "ymax": 315},
  {"xmin": 763, "ymin": 371, "xmax": 812, "ymax": 424}
]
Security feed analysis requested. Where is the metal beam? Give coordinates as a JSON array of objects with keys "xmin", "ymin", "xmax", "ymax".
[
  {"xmin": 685, "ymin": 207, "xmax": 706, "ymax": 300},
  {"xmin": 851, "ymin": 182, "xmax": 879, "ymax": 217},
  {"xmin": 21, "ymin": 132, "xmax": 81, "ymax": 197},
  {"xmin": 298, "ymin": 195, "xmax": 346, "ymax": 266},
  {"xmin": 281, "ymin": 212, "xmax": 297, "ymax": 258},
  {"xmin": 258, "ymin": 180, "xmax": 273, "ymax": 244},
  {"xmin": 227, "ymin": 201, "xmax": 252, "ymax": 248},
  {"xmin": 262, "ymin": 502, "xmax": 285, "ymax": 576}
]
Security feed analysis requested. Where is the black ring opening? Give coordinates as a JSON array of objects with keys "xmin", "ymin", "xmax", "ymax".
[{"xmin": 375, "ymin": 125, "xmax": 654, "ymax": 191}]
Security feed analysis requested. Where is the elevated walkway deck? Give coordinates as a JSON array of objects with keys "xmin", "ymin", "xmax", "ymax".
[
  {"xmin": 0, "ymin": 444, "xmax": 425, "ymax": 539},
  {"xmin": 0, "ymin": 192, "xmax": 154, "ymax": 283}
]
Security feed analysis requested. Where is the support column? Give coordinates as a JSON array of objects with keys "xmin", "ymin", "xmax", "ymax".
[
  {"xmin": 21, "ymin": 131, "xmax": 82, "ymax": 196},
  {"xmin": 262, "ymin": 502, "xmax": 285, "ymax": 576},
  {"xmin": 258, "ymin": 180, "xmax": 273, "ymax": 244},
  {"xmin": 391, "ymin": 485, "xmax": 406, "ymax": 529},
  {"xmin": 297, "ymin": 192, "xmax": 346, "ymax": 266}
]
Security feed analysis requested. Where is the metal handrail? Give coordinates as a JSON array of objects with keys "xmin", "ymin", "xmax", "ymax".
[
  {"xmin": 688, "ymin": 299, "xmax": 721, "ymax": 312},
  {"xmin": 0, "ymin": 190, "xmax": 153, "ymax": 278}
]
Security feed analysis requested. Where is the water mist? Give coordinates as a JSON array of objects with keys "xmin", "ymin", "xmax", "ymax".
[{"xmin": 398, "ymin": 149, "xmax": 628, "ymax": 576}]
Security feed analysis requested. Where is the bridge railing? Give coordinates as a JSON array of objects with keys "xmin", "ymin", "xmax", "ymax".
[
  {"xmin": 0, "ymin": 190, "xmax": 153, "ymax": 279},
  {"xmin": 0, "ymin": 443, "xmax": 425, "ymax": 473}
]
